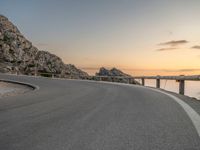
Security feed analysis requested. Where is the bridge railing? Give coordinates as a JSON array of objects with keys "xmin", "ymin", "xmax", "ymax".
[{"xmin": 133, "ymin": 75, "xmax": 200, "ymax": 95}]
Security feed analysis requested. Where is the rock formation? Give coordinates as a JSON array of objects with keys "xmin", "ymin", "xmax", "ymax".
[
  {"xmin": 96, "ymin": 67, "xmax": 138, "ymax": 84},
  {"xmin": 96, "ymin": 67, "xmax": 131, "ymax": 77},
  {"xmin": 0, "ymin": 15, "xmax": 89, "ymax": 79},
  {"xmin": 64, "ymin": 64, "xmax": 89, "ymax": 79}
]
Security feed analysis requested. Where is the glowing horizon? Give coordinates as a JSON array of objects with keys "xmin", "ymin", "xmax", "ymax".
[{"xmin": 80, "ymin": 67, "xmax": 200, "ymax": 76}]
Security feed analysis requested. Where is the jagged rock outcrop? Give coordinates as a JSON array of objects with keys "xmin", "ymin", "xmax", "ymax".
[
  {"xmin": 96, "ymin": 67, "xmax": 131, "ymax": 77},
  {"xmin": 0, "ymin": 15, "xmax": 38, "ymax": 74},
  {"xmin": 0, "ymin": 15, "xmax": 89, "ymax": 79},
  {"xmin": 34, "ymin": 51, "xmax": 65, "ymax": 75},
  {"xmin": 96, "ymin": 67, "xmax": 138, "ymax": 84},
  {"xmin": 64, "ymin": 64, "xmax": 89, "ymax": 79}
]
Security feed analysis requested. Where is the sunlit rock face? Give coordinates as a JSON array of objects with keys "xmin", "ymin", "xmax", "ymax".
[
  {"xmin": 0, "ymin": 15, "xmax": 89, "ymax": 79},
  {"xmin": 64, "ymin": 64, "xmax": 89, "ymax": 79},
  {"xmin": 0, "ymin": 15, "xmax": 37, "ymax": 74},
  {"xmin": 96, "ymin": 67, "xmax": 131, "ymax": 77},
  {"xmin": 96, "ymin": 67, "xmax": 139, "ymax": 84}
]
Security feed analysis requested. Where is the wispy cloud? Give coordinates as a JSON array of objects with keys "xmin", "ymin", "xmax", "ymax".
[
  {"xmin": 178, "ymin": 69, "xmax": 200, "ymax": 72},
  {"xmin": 191, "ymin": 45, "xmax": 200, "ymax": 49},
  {"xmin": 158, "ymin": 40, "xmax": 189, "ymax": 46},
  {"xmin": 156, "ymin": 47, "xmax": 178, "ymax": 51}
]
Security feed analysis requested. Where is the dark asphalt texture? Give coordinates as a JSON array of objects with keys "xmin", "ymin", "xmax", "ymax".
[{"xmin": 0, "ymin": 74, "xmax": 200, "ymax": 150}]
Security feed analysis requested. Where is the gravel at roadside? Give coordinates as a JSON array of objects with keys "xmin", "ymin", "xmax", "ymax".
[{"xmin": 0, "ymin": 81, "xmax": 32, "ymax": 98}]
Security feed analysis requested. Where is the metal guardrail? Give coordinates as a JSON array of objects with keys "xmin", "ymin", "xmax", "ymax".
[
  {"xmin": 90, "ymin": 75, "xmax": 136, "ymax": 84},
  {"xmin": 133, "ymin": 75, "xmax": 200, "ymax": 95},
  {"xmin": 134, "ymin": 75, "xmax": 200, "ymax": 81},
  {"xmin": 34, "ymin": 73, "xmax": 136, "ymax": 84},
  {"xmin": 32, "ymin": 71, "xmax": 200, "ymax": 96}
]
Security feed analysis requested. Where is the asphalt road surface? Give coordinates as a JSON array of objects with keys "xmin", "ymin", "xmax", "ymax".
[{"xmin": 0, "ymin": 74, "xmax": 200, "ymax": 150}]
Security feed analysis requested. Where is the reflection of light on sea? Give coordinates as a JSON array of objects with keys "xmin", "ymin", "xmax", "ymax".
[{"xmin": 136, "ymin": 79, "xmax": 200, "ymax": 100}]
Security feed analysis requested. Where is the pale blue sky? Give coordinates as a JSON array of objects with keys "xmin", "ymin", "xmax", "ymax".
[{"xmin": 1, "ymin": 0, "xmax": 200, "ymax": 75}]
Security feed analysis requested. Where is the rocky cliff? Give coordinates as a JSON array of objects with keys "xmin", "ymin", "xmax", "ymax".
[
  {"xmin": 96, "ymin": 67, "xmax": 138, "ymax": 84},
  {"xmin": 0, "ymin": 15, "xmax": 89, "ymax": 79}
]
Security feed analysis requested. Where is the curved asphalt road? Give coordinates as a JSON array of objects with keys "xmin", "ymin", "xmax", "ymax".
[{"xmin": 0, "ymin": 74, "xmax": 200, "ymax": 150}]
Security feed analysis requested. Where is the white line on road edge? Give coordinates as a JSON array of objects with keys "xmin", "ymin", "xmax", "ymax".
[
  {"xmin": 1, "ymin": 74, "xmax": 200, "ymax": 137},
  {"xmin": 63, "ymin": 79, "xmax": 200, "ymax": 137},
  {"xmin": 149, "ymin": 88, "xmax": 200, "ymax": 137},
  {"xmin": 0, "ymin": 79, "xmax": 40, "ymax": 90}
]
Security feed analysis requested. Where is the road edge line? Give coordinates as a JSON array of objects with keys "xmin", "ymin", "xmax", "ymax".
[
  {"xmin": 146, "ymin": 87, "xmax": 200, "ymax": 137},
  {"xmin": 0, "ymin": 79, "xmax": 40, "ymax": 91}
]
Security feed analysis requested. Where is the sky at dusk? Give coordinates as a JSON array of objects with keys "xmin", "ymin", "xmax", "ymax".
[{"xmin": 1, "ymin": 0, "xmax": 200, "ymax": 75}]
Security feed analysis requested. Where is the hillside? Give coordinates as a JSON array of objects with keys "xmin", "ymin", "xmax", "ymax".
[{"xmin": 0, "ymin": 15, "xmax": 89, "ymax": 79}]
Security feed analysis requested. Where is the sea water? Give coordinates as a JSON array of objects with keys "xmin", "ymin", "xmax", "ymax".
[{"xmin": 136, "ymin": 79, "xmax": 200, "ymax": 100}]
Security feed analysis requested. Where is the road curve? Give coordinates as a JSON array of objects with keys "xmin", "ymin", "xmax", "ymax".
[{"xmin": 0, "ymin": 74, "xmax": 200, "ymax": 150}]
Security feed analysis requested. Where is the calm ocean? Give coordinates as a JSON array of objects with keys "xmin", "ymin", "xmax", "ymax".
[{"xmin": 136, "ymin": 79, "xmax": 200, "ymax": 100}]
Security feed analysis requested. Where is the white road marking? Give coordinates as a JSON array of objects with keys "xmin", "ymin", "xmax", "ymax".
[
  {"xmin": 68, "ymin": 79, "xmax": 200, "ymax": 137},
  {"xmin": 0, "ymin": 79, "xmax": 40, "ymax": 90},
  {"xmin": 1, "ymin": 74, "xmax": 200, "ymax": 137},
  {"xmin": 149, "ymin": 88, "xmax": 200, "ymax": 137}
]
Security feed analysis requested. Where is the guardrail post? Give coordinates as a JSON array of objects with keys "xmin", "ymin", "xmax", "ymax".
[
  {"xmin": 128, "ymin": 78, "xmax": 132, "ymax": 84},
  {"xmin": 110, "ymin": 77, "xmax": 113, "ymax": 82},
  {"xmin": 142, "ymin": 78, "xmax": 145, "ymax": 86},
  {"xmin": 34, "ymin": 67, "xmax": 37, "ymax": 76},
  {"xmin": 179, "ymin": 80, "xmax": 185, "ymax": 95},
  {"xmin": 156, "ymin": 79, "xmax": 160, "ymax": 88}
]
